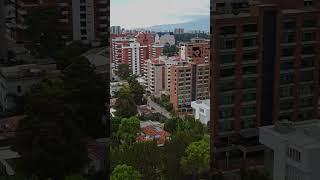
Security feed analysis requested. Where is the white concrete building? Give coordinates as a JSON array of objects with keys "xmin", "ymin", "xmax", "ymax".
[
  {"xmin": 191, "ymin": 99, "xmax": 210, "ymax": 125},
  {"xmin": 259, "ymin": 120, "xmax": 320, "ymax": 180},
  {"xmin": 159, "ymin": 34, "xmax": 175, "ymax": 46},
  {"xmin": 145, "ymin": 58, "xmax": 165, "ymax": 95}
]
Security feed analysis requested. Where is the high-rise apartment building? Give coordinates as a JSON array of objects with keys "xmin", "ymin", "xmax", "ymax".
[
  {"xmin": 179, "ymin": 38, "xmax": 210, "ymax": 63},
  {"xmin": 122, "ymin": 42, "xmax": 148, "ymax": 75},
  {"xmin": 174, "ymin": 28, "xmax": 184, "ymax": 34},
  {"xmin": 0, "ymin": 0, "xmax": 7, "ymax": 63},
  {"xmin": 210, "ymin": 0, "xmax": 320, "ymax": 145},
  {"xmin": 111, "ymin": 26, "xmax": 121, "ymax": 35},
  {"xmin": 145, "ymin": 58, "xmax": 165, "ymax": 95},
  {"xmin": 10, "ymin": 0, "xmax": 107, "ymax": 44},
  {"xmin": 170, "ymin": 62, "xmax": 210, "ymax": 113}
]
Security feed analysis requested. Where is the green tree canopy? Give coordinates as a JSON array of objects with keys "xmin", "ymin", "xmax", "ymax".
[
  {"xmin": 111, "ymin": 164, "xmax": 142, "ymax": 180},
  {"xmin": 128, "ymin": 78, "xmax": 145, "ymax": 105},
  {"xmin": 114, "ymin": 86, "xmax": 137, "ymax": 118},
  {"xmin": 63, "ymin": 56, "xmax": 107, "ymax": 138},
  {"xmin": 13, "ymin": 79, "xmax": 88, "ymax": 179},
  {"xmin": 117, "ymin": 64, "xmax": 130, "ymax": 80},
  {"xmin": 117, "ymin": 116, "xmax": 140, "ymax": 144},
  {"xmin": 111, "ymin": 142, "xmax": 162, "ymax": 180},
  {"xmin": 180, "ymin": 139, "xmax": 210, "ymax": 178}
]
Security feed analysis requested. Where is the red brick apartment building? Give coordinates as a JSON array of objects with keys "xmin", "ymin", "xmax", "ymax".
[
  {"xmin": 210, "ymin": 0, "xmax": 320, "ymax": 172},
  {"xmin": 169, "ymin": 38, "xmax": 210, "ymax": 114},
  {"xmin": 7, "ymin": 0, "xmax": 108, "ymax": 43}
]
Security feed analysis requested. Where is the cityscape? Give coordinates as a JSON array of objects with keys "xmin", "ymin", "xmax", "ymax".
[{"xmin": 0, "ymin": 0, "xmax": 319, "ymax": 180}]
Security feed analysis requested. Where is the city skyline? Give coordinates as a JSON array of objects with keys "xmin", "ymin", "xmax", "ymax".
[{"xmin": 110, "ymin": 0, "xmax": 210, "ymax": 29}]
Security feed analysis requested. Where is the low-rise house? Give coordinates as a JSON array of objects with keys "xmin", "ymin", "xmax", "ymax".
[
  {"xmin": 191, "ymin": 99, "xmax": 210, "ymax": 125},
  {"xmin": 137, "ymin": 105, "xmax": 154, "ymax": 116},
  {"xmin": 136, "ymin": 121, "xmax": 170, "ymax": 146}
]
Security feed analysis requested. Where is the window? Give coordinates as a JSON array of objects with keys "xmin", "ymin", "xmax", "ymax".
[
  {"xmin": 241, "ymin": 105, "xmax": 256, "ymax": 116},
  {"xmin": 282, "ymin": 32, "xmax": 296, "ymax": 43},
  {"xmin": 80, "ymin": 22, "xmax": 86, "ymax": 27},
  {"xmin": 17, "ymin": 86, "xmax": 21, "ymax": 93},
  {"xmin": 280, "ymin": 99, "xmax": 293, "ymax": 110},
  {"xmin": 241, "ymin": 117, "xmax": 256, "ymax": 129},
  {"xmin": 280, "ymin": 61, "xmax": 294, "ymax": 70},
  {"xmin": 304, "ymin": 0, "xmax": 313, "ymax": 6},
  {"xmin": 242, "ymin": 79, "xmax": 256, "ymax": 89},
  {"xmin": 219, "ymin": 120, "xmax": 233, "ymax": 132},
  {"xmin": 283, "ymin": 20, "xmax": 296, "ymax": 29},
  {"xmin": 280, "ymin": 86, "xmax": 293, "ymax": 97},
  {"xmin": 243, "ymin": 51, "xmax": 257, "ymax": 62},
  {"xmin": 300, "ymin": 70, "xmax": 313, "ymax": 81},
  {"xmin": 282, "ymin": 47, "xmax": 295, "ymax": 57},
  {"xmin": 220, "ymin": 94, "xmax": 234, "ymax": 105},
  {"xmin": 303, "ymin": 31, "xmax": 316, "ymax": 41},
  {"xmin": 287, "ymin": 147, "xmax": 301, "ymax": 162},
  {"xmin": 220, "ymin": 68, "xmax": 235, "ymax": 77},
  {"xmin": 243, "ymin": 38, "xmax": 257, "ymax": 47},
  {"xmin": 219, "ymin": 108, "xmax": 234, "ymax": 118},
  {"xmin": 80, "ymin": 14, "xmax": 86, "ymax": 19},
  {"xmin": 242, "ymin": 66, "xmax": 257, "ymax": 75},
  {"xmin": 221, "ymin": 39, "xmax": 236, "ymax": 49},
  {"xmin": 303, "ymin": 16, "xmax": 317, "ymax": 28},
  {"xmin": 242, "ymin": 92, "xmax": 256, "ymax": 102},
  {"xmin": 302, "ymin": 45, "xmax": 315, "ymax": 55},
  {"xmin": 300, "ymin": 85, "xmax": 313, "ymax": 96},
  {"xmin": 80, "ymin": 0, "xmax": 86, "ymax": 3},
  {"xmin": 301, "ymin": 98, "xmax": 313, "ymax": 109},
  {"xmin": 300, "ymin": 110, "xmax": 313, "ymax": 120},
  {"xmin": 220, "ymin": 54, "xmax": 235, "ymax": 64},
  {"xmin": 220, "ymin": 80, "xmax": 234, "ymax": 92},
  {"xmin": 220, "ymin": 26, "xmax": 236, "ymax": 35},
  {"xmin": 301, "ymin": 58, "xmax": 314, "ymax": 68},
  {"xmin": 243, "ymin": 24, "xmax": 257, "ymax": 33},
  {"xmin": 80, "ymin": 6, "xmax": 86, "ymax": 11},
  {"xmin": 280, "ymin": 73, "xmax": 294, "ymax": 84}
]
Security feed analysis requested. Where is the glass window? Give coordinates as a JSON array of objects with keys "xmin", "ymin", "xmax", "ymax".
[
  {"xmin": 300, "ymin": 70, "xmax": 313, "ymax": 81},
  {"xmin": 300, "ymin": 98, "xmax": 313, "ymax": 108},
  {"xmin": 282, "ymin": 32, "xmax": 296, "ymax": 43},
  {"xmin": 220, "ymin": 80, "xmax": 234, "ymax": 91},
  {"xmin": 280, "ymin": 86, "xmax": 293, "ymax": 97},
  {"xmin": 243, "ymin": 38, "xmax": 257, "ymax": 47},
  {"xmin": 242, "ymin": 92, "xmax": 256, "ymax": 102},
  {"xmin": 243, "ymin": 24, "xmax": 257, "ymax": 33},
  {"xmin": 219, "ymin": 108, "xmax": 234, "ymax": 118},
  {"xmin": 221, "ymin": 39, "xmax": 236, "ymax": 49},
  {"xmin": 219, "ymin": 120, "xmax": 233, "ymax": 132},
  {"xmin": 220, "ymin": 68, "xmax": 235, "ymax": 77},
  {"xmin": 302, "ymin": 45, "xmax": 315, "ymax": 55},
  {"xmin": 300, "ymin": 85, "xmax": 313, "ymax": 96},
  {"xmin": 220, "ymin": 94, "xmax": 234, "ymax": 105},
  {"xmin": 242, "ymin": 66, "xmax": 257, "ymax": 75},
  {"xmin": 301, "ymin": 58, "xmax": 314, "ymax": 68},
  {"xmin": 282, "ymin": 47, "xmax": 295, "ymax": 57},
  {"xmin": 243, "ymin": 51, "xmax": 257, "ymax": 62},
  {"xmin": 241, "ymin": 117, "xmax": 256, "ymax": 129},
  {"xmin": 283, "ymin": 20, "xmax": 296, "ymax": 29},
  {"xmin": 280, "ymin": 73, "xmax": 294, "ymax": 84},
  {"xmin": 280, "ymin": 99, "xmax": 293, "ymax": 110},
  {"xmin": 242, "ymin": 78, "xmax": 256, "ymax": 89},
  {"xmin": 241, "ymin": 105, "xmax": 256, "ymax": 116},
  {"xmin": 303, "ymin": 31, "xmax": 316, "ymax": 41},
  {"xmin": 280, "ymin": 61, "xmax": 294, "ymax": 70},
  {"xmin": 303, "ymin": 16, "xmax": 317, "ymax": 28},
  {"xmin": 220, "ymin": 26, "xmax": 236, "ymax": 35},
  {"xmin": 221, "ymin": 54, "xmax": 235, "ymax": 64}
]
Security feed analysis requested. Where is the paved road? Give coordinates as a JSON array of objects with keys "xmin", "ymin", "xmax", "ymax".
[{"xmin": 147, "ymin": 97, "xmax": 172, "ymax": 119}]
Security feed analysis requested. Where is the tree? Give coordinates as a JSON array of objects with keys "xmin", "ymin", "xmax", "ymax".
[
  {"xmin": 128, "ymin": 78, "xmax": 145, "ymax": 105},
  {"xmin": 111, "ymin": 142, "xmax": 162, "ymax": 180},
  {"xmin": 63, "ymin": 56, "xmax": 107, "ymax": 138},
  {"xmin": 64, "ymin": 175, "xmax": 87, "ymax": 180},
  {"xmin": 117, "ymin": 117, "xmax": 140, "ymax": 144},
  {"xmin": 118, "ymin": 64, "xmax": 130, "ymax": 80},
  {"xmin": 13, "ymin": 79, "xmax": 88, "ymax": 179},
  {"xmin": 52, "ymin": 41, "xmax": 90, "ymax": 69},
  {"xmin": 25, "ymin": 6, "xmax": 66, "ymax": 57},
  {"xmin": 180, "ymin": 139, "xmax": 210, "ymax": 179},
  {"xmin": 111, "ymin": 164, "xmax": 142, "ymax": 180},
  {"xmin": 114, "ymin": 86, "xmax": 137, "ymax": 118}
]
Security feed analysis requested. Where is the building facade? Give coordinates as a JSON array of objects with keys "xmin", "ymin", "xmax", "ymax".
[
  {"xmin": 210, "ymin": 1, "xmax": 320, "ymax": 142},
  {"xmin": 111, "ymin": 26, "xmax": 121, "ymax": 34},
  {"xmin": 260, "ymin": 120, "xmax": 320, "ymax": 180},
  {"xmin": 10, "ymin": 0, "xmax": 107, "ymax": 44},
  {"xmin": 191, "ymin": 99, "xmax": 211, "ymax": 125},
  {"xmin": 179, "ymin": 38, "xmax": 210, "ymax": 63},
  {"xmin": 145, "ymin": 58, "xmax": 165, "ymax": 95}
]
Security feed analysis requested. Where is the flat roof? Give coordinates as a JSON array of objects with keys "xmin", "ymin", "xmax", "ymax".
[{"xmin": 260, "ymin": 120, "xmax": 320, "ymax": 149}]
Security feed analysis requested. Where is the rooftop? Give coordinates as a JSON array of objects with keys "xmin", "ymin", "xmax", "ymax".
[{"xmin": 260, "ymin": 120, "xmax": 320, "ymax": 149}]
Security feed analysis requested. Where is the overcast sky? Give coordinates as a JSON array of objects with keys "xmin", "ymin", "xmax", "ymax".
[{"xmin": 110, "ymin": 0, "xmax": 210, "ymax": 29}]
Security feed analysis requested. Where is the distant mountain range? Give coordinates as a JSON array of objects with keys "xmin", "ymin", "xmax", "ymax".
[{"xmin": 146, "ymin": 16, "xmax": 210, "ymax": 32}]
